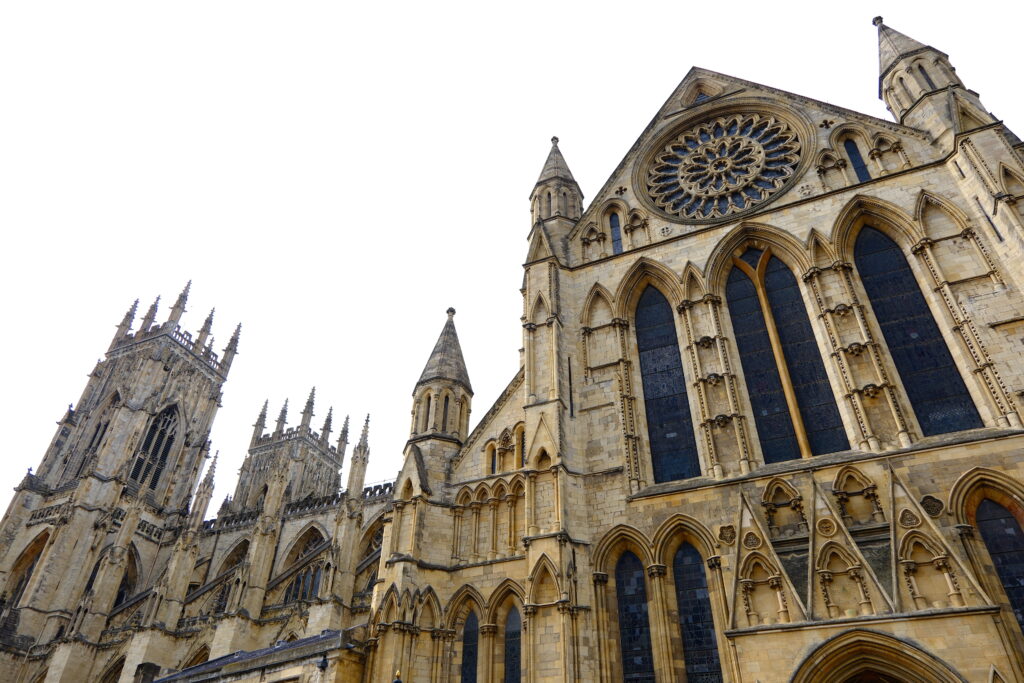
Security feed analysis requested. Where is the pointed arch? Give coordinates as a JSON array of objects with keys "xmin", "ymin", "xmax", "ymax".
[
  {"xmin": 593, "ymin": 524, "xmax": 654, "ymax": 574},
  {"xmin": 528, "ymin": 554, "xmax": 561, "ymax": 604},
  {"xmin": 129, "ymin": 404, "xmax": 180, "ymax": 490},
  {"xmin": 378, "ymin": 584, "xmax": 399, "ymax": 624},
  {"xmin": 999, "ymin": 163, "xmax": 1024, "ymax": 197},
  {"xmin": 456, "ymin": 487, "xmax": 474, "ymax": 507},
  {"xmin": 762, "ymin": 477, "xmax": 802, "ymax": 505},
  {"xmin": 112, "ymin": 542, "xmax": 142, "ymax": 608},
  {"xmin": 445, "ymin": 584, "xmax": 486, "ymax": 630},
  {"xmin": 529, "ymin": 294, "xmax": 550, "ymax": 324},
  {"xmin": 703, "ymin": 222, "xmax": 812, "ymax": 295},
  {"xmin": 415, "ymin": 586, "xmax": 442, "ymax": 630},
  {"xmin": 486, "ymin": 578, "xmax": 526, "ymax": 623},
  {"xmin": 216, "ymin": 539, "xmax": 250, "ymax": 577},
  {"xmin": 652, "ymin": 513, "xmax": 718, "ymax": 565},
  {"xmin": 806, "ymin": 229, "xmax": 836, "ymax": 269},
  {"xmin": 832, "ymin": 194, "xmax": 923, "ymax": 261},
  {"xmin": 612, "ymin": 257, "xmax": 685, "ymax": 319},
  {"xmin": 180, "ymin": 643, "xmax": 211, "ymax": 670},
  {"xmin": 581, "ymin": 283, "xmax": 615, "ymax": 326},
  {"xmin": 492, "ymin": 480, "xmax": 508, "ymax": 501},
  {"xmin": 816, "ymin": 541, "xmax": 860, "ymax": 571},
  {"xmin": 681, "ymin": 262, "xmax": 706, "ymax": 300},
  {"xmin": 282, "ymin": 523, "xmax": 329, "ymax": 569},
  {"xmin": 915, "ymin": 191, "xmax": 971, "ymax": 239},
  {"xmin": 526, "ymin": 228, "xmax": 553, "ymax": 263},
  {"xmin": 96, "ymin": 656, "xmax": 126, "ymax": 683},
  {"xmin": 832, "ymin": 466, "xmax": 874, "ymax": 494},
  {"xmin": 789, "ymin": 628, "xmax": 964, "ymax": 683},
  {"xmin": 739, "ymin": 551, "xmax": 779, "ymax": 580},
  {"xmin": 526, "ymin": 415, "xmax": 558, "ymax": 467},
  {"xmin": 898, "ymin": 530, "xmax": 943, "ymax": 562},
  {"xmin": 949, "ymin": 467, "xmax": 1024, "ymax": 526},
  {"xmin": 4, "ymin": 529, "xmax": 50, "ymax": 608}
]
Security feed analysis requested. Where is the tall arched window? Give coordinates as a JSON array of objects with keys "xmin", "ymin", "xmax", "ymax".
[
  {"xmin": 918, "ymin": 64, "xmax": 937, "ymax": 90},
  {"xmin": 461, "ymin": 611, "xmax": 479, "ymax": 683},
  {"xmin": 726, "ymin": 248, "xmax": 849, "ymax": 463},
  {"xmin": 442, "ymin": 395, "xmax": 450, "ymax": 432},
  {"xmin": 854, "ymin": 227, "xmax": 982, "ymax": 434},
  {"xmin": 5, "ymin": 531, "xmax": 49, "ymax": 609},
  {"xmin": 635, "ymin": 285, "xmax": 700, "ymax": 482},
  {"xmin": 975, "ymin": 499, "xmax": 1024, "ymax": 629},
  {"xmin": 673, "ymin": 543, "xmax": 722, "ymax": 681},
  {"xmin": 615, "ymin": 552, "xmax": 655, "ymax": 681},
  {"xmin": 423, "ymin": 394, "xmax": 432, "ymax": 433},
  {"xmin": 129, "ymin": 406, "xmax": 178, "ymax": 490},
  {"xmin": 843, "ymin": 139, "xmax": 871, "ymax": 183},
  {"xmin": 609, "ymin": 213, "xmax": 623, "ymax": 254},
  {"xmin": 504, "ymin": 607, "xmax": 522, "ymax": 683}
]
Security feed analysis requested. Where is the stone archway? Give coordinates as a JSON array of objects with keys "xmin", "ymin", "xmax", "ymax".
[{"xmin": 790, "ymin": 629, "xmax": 963, "ymax": 683}]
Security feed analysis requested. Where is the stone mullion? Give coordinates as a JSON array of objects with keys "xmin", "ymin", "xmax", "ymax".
[
  {"xmin": 471, "ymin": 502, "xmax": 482, "ymax": 560},
  {"xmin": 452, "ymin": 508, "xmax": 463, "ymax": 561},
  {"xmin": 580, "ymin": 327, "xmax": 592, "ymax": 380},
  {"xmin": 645, "ymin": 564, "xmax": 674, "ymax": 679},
  {"xmin": 962, "ymin": 227, "xmax": 1007, "ymax": 289},
  {"xmin": 913, "ymin": 240, "xmax": 1017, "ymax": 426},
  {"xmin": 708, "ymin": 296, "xmax": 754, "ymax": 474},
  {"xmin": 527, "ymin": 473, "xmax": 538, "ymax": 535},
  {"xmin": 614, "ymin": 319, "xmax": 642, "ymax": 491},
  {"xmin": 506, "ymin": 498, "xmax": 516, "ymax": 555},
  {"xmin": 592, "ymin": 574, "xmax": 611, "ymax": 683},
  {"xmin": 480, "ymin": 623, "xmax": 497, "ymax": 682},
  {"xmin": 393, "ymin": 502, "xmax": 405, "ymax": 554},
  {"xmin": 552, "ymin": 468, "xmax": 563, "ymax": 532},
  {"xmin": 806, "ymin": 266, "xmax": 878, "ymax": 451},
  {"xmin": 523, "ymin": 604, "xmax": 537, "ymax": 683},
  {"xmin": 557, "ymin": 601, "xmax": 576, "ymax": 681},
  {"xmin": 524, "ymin": 323, "xmax": 537, "ymax": 400},
  {"xmin": 838, "ymin": 267, "xmax": 913, "ymax": 446},
  {"xmin": 488, "ymin": 500, "xmax": 499, "ymax": 560},
  {"xmin": 549, "ymin": 317, "xmax": 562, "ymax": 402},
  {"xmin": 678, "ymin": 300, "xmax": 721, "ymax": 478},
  {"xmin": 430, "ymin": 630, "xmax": 445, "ymax": 682}
]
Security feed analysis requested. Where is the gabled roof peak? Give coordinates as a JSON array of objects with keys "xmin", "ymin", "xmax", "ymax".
[{"xmin": 534, "ymin": 136, "xmax": 579, "ymax": 189}]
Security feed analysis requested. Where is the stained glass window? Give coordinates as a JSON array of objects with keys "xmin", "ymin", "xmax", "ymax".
[
  {"xmin": 504, "ymin": 608, "xmax": 522, "ymax": 682},
  {"xmin": 129, "ymin": 406, "xmax": 178, "ymax": 490},
  {"xmin": 635, "ymin": 286, "xmax": 701, "ymax": 482},
  {"xmin": 844, "ymin": 139, "xmax": 871, "ymax": 183},
  {"xmin": 854, "ymin": 227, "xmax": 982, "ymax": 434},
  {"xmin": 610, "ymin": 213, "xmax": 623, "ymax": 255},
  {"xmin": 673, "ymin": 543, "xmax": 722, "ymax": 682},
  {"xmin": 615, "ymin": 552, "xmax": 655, "ymax": 682},
  {"xmin": 727, "ymin": 250, "xmax": 848, "ymax": 461},
  {"xmin": 975, "ymin": 499, "xmax": 1024, "ymax": 629},
  {"xmin": 461, "ymin": 611, "xmax": 479, "ymax": 683}
]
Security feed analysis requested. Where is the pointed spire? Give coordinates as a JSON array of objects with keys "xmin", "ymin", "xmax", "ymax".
[
  {"xmin": 535, "ymin": 136, "xmax": 578, "ymax": 187},
  {"xmin": 275, "ymin": 399, "xmax": 289, "ymax": 434},
  {"xmin": 358, "ymin": 414, "xmax": 370, "ymax": 450},
  {"xmin": 252, "ymin": 399, "xmax": 268, "ymax": 445},
  {"xmin": 301, "ymin": 387, "xmax": 316, "ymax": 428},
  {"xmin": 221, "ymin": 323, "xmax": 241, "ymax": 373},
  {"xmin": 195, "ymin": 307, "xmax": 215, "ymax": 349},
  {"xmin": 337, "ymin": 414, "xmax": 350, "ymax": 458},
  {"xmin": 168, "ymin": 280, "xmax": 191, "ymax": 325},
  {"xmin": 321, "ymin": 407, "xmax": 334, "ymax": 444},
  {"xmin": 140, "ymin": 295, "xmax": 160, "ymax": 334},
  {"xmin": 201, "ymin": 452, "xmax": 218, "ymax": 488},
  {"xmin": 875, "ymin": 16, "xmax": 931, "ymax": 78},
  {"xmin": 417, "ymin": 308, "xmax": 473, "ymax": 393},
  {"xmin": 110, "ymin": 299, "xmax": 139, "ymax": 351}
]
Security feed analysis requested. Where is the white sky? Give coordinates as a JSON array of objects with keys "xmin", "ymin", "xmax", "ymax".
[{"xmin": 2, "ymin": 2, "xmax": 1021, "ymax": 516}]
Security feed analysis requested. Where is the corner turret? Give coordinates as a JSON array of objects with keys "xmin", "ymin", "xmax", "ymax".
[{"xmin": 410, "ymin": 308, "xmax": 473, "ymax": 442}]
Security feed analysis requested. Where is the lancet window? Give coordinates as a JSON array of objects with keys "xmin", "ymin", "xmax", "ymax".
[
  {"xmin": 634, "ymin": 285, "xmax": 701, "ymax": 481},
  {"xmin": 975, "ymin": 499, "xmax": 1024, "ymax": 629},
  {"xmin": 843, "ymin": 139, "xmax": 871, "ymax": 183},
  {"xmin": 283, "ymin": 564, "xmax": 322, "ymax": 603},
  {"xmin": 615, "ymin": 551, "xmax": 655, "ymax": 682},
  {"xmin": 854, "ymin": 227, "xmax": 982, "ymax": 435},
  {"xmin": 129, "ymin": 406, "xmax": 178, "ymax": 490},
  {"xmin": 504, "ymin": 607, "xmax": 522, "ymax": 683},
  {"xmin": 673, "ymin": 543, "xmax": 722, "ymax": 681},
  {"xmin": 609, "ymin": 212, "xmax": 623, "ymax": 254},
  {"xmin": 726, "ymin": 248, "xmax": 849, "ymax": 463},
  {"xmin": 461, "ymin": 611, "xmax": 480, "ymax": 683}
]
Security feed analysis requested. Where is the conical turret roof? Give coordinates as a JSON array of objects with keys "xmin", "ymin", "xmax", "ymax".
[
  {"xmin": 534, "ymin": 136, "xmax": 580, "ymax": 190},
  {"xmin": 874, "ymin": 17, "xmax": 935, "ymax": 78},
  {"xmin": 417, "ymin": 308, "xmax": 472, "ymax": 393}
]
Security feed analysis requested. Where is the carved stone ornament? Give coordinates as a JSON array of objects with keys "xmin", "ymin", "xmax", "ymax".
[
  {"xmin": 816, "ymin": 517, "xmax": 837, "ymax": 537},
  {"xmin": 696, "ymin": 336, "xmax": 716, "ymax": 349},
  {"xmin": 646, "ymin": 113, "xmax": 801, "ymax": 221},
  {"xmin": 742, "ymin": 531, "xmax": 762, "ymax": 549},
  {"xmin": 718, "ymin": 525, "xmax": 737, "ymax": 544},
  {"xmin": 920, "ymin": 495, "xmax": 944, "ymax": 517},
  {"xmin": 899, "ymin": 508, "xmax": 922, "ymax": 529}
]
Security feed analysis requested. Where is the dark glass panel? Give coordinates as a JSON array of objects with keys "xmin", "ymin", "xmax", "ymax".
[
  {"xmin": 461, "ymin": 611, "xmax": 479, "ymax": 683},
  {"xmin": 763, "ymin": 257, "xmax": 849, "ymax": 455},
  {"xmin": 504, "ymin": 608, "xmax": 522, "ymax": 683},
  {"xmin": 976, "ymin": 499, "xmax": 1024, "ymax": 629},
  {"xmin": 739, "ymin": 248, "xmax": 763, "ymax": 269},
  {"xmin": 855, "ymin": 227, "xmax": 982, "ymax": 434},
  {"xmin": 843, "ymin": 139, "xmax": 871, "ymax": 183},
  {"xmin": 615, "ymin": 552, "xmax": 655, "ymax": 682},
  {"xmin": 918, "ymin": 65, "xmax": 937, "ymax": 90},
  {"xmin": 726, "ymin": 267, "xmax": 801, "ymax": 463},
  {"xmin": 610, "ymin": 214, "xmax": 623, "ymax": 254},
  {"xmin": 635, "ymin": 286, "xmax": 700, "ymax": 481},
  {"xmin": 673, "ymin": 543, "xmax": 723, "ymax": 682}
]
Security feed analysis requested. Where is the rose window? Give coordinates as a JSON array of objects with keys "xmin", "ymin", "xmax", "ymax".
[{"xmin": 646, "ymin": 113, "xmax": 801, "ymax": 220}]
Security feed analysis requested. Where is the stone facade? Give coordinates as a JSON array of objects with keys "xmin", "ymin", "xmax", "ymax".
[{"xmin": 2, "ymin": 17, "xmax": 1024, "ymax": 683}]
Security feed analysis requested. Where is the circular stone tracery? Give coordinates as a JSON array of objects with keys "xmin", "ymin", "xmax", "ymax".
[{"xmin": 646, "ymin": 113, "xmax": 801, "ymax": 220}]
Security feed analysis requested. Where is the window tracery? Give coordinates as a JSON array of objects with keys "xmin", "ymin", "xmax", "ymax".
[
  {"xmin": 726, "ymin": 247, "xmax": 849, "ymax": 462},
  {"xmin": 646, "ymin": 113, "xmax": 800, "ymax": 220},
  {"xmin": 129, "ymin": 406, "xmax": 178, "ymax": 490}
]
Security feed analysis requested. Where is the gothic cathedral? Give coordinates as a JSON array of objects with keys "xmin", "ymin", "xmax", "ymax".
[{"xmin": 3, "ymin": 18, "xmax": 1024, "ymax": 683}]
